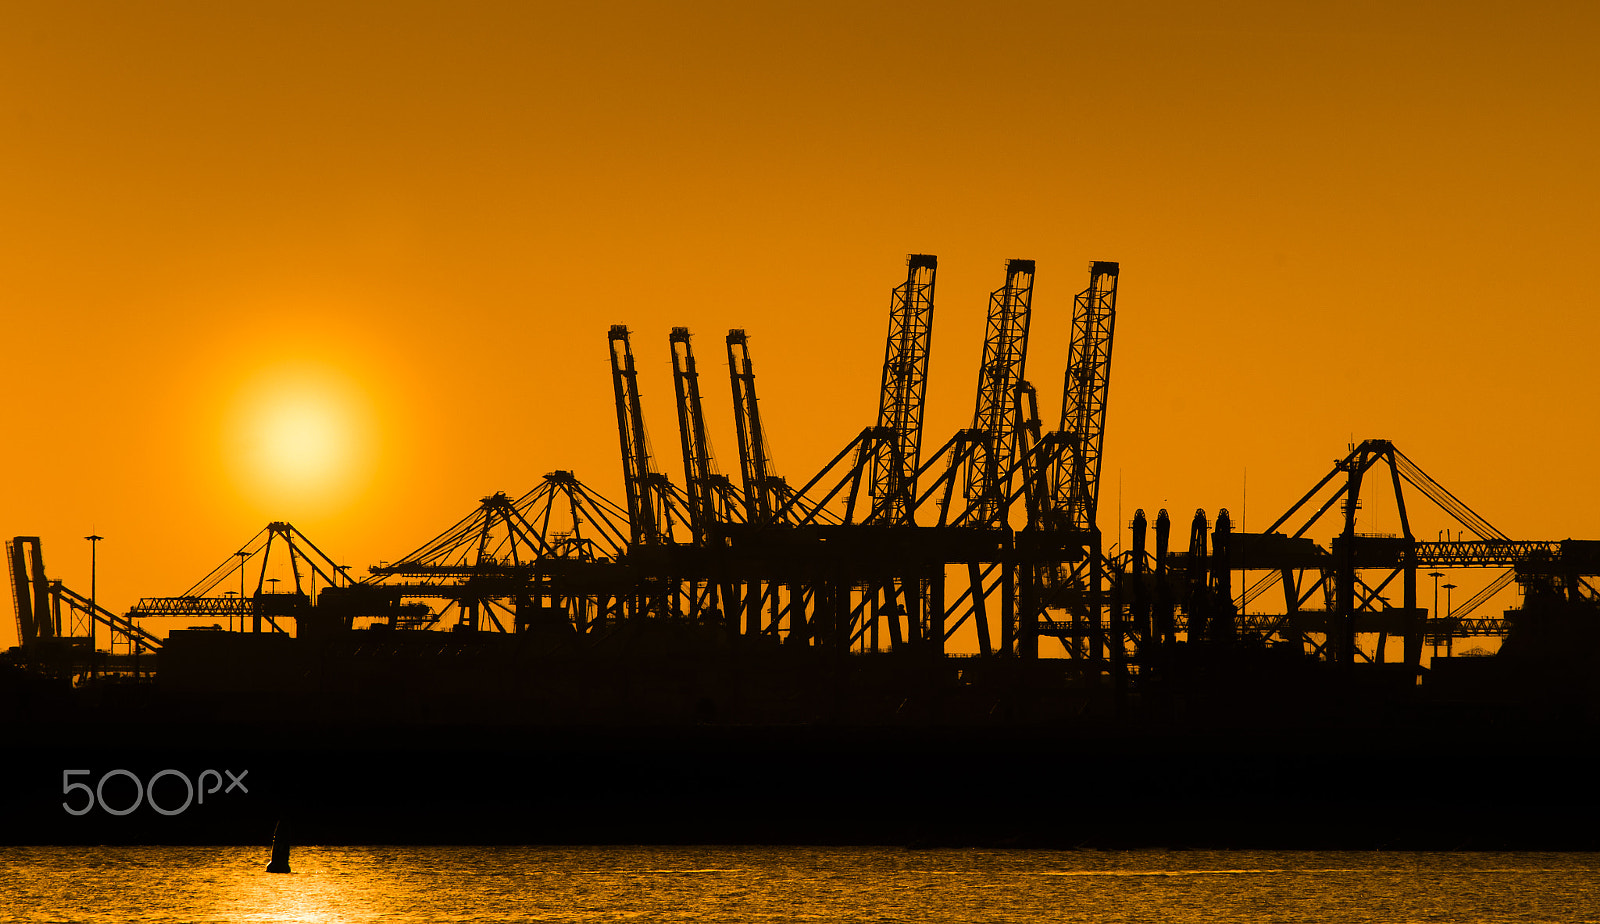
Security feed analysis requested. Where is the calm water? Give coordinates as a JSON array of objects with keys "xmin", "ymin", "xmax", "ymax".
[{"xmin": 5, "ymin": 846, "xmax": 1600, "ymax": 923}]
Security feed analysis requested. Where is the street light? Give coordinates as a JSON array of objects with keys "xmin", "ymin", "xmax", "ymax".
[
  {"xmin": 1440, "ymin": 569, "xmax": 1452, "ymax": 655},
  {"xmin": 85, "ymin": 534, "xmax": 102, "ymax": 675},
  {"xmin": 1443, "ymin": 583, "xmax": 1458, "ymax": 658},
  {"xmin": 235, "ymin": 550, "xmax": 251, "ymax": 633},
  {"xmin": 85, "ymin": 535, "xmax": 102, "ymax": 644},
  {"xmin": 265, "ymin": 578, "xmax": 281, "ymax": 635}
]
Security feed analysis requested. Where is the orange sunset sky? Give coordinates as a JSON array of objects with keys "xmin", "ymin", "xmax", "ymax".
[{"xmin": 3, "ymin": 1, "xmax": 1596, "ymax": 650}]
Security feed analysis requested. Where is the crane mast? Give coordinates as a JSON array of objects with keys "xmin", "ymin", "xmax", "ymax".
[
  {"xmin": 1022, "ymin": 261, "xmax": 1119, "ymax": 661},
  {"xmin": 670, "ymin": 327, "xmax": 717, "ymax": 541},
  {"xmin": 958, "ymin": 259, "xmax": 1034, "ymax": 527},
  {"xmin": 727, "ymin": 329, "xmax": 776, "ymax": 525},
  {"xmin": 1052, "ymin": 261, "xmax": 1119, "ymax": 531},
  {"xmin": 9, "ymin": 536, "xmax": 52, "ymax": 645},
  {"xmin": 869, "ymin": 254, "xmax": 937, "ymax": 525},
  {"xmin": 609, "ymin": 325, "xmax": 663, "ymax": 547}
]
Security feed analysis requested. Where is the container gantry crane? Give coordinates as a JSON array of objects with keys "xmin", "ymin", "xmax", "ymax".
[
  {"xmin": 669, "ymin": 327, "xmax": 744, "ymax": 629},
  {"xmin": 935, "ymin": 259, "xmax": 1035, "ymax": 656},
  {"xmin": 1025, "ymin": 261, "xmax": 1120, "ymax": 661}
]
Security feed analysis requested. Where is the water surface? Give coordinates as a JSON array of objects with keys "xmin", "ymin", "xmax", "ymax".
[{"xmin": 5, "ymin": 846, "xmax": 1599, "ymax": 923}]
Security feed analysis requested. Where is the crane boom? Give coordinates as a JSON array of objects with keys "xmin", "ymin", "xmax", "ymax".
[
  {"xmin": 869, "ymin": 254, "xmax": 937, "ymax": 525},
  {"xmin": 727, "ymin": 328, "xmax": 784, "ymax": 526},
  {"xmin": 8, "ymin": 536, "xmax": 51, "ymax": 644},
  {"xmin": 1053, "ymin": 261, "xmax": 1119, "ymax": 531},
  {"xmin": 958, "ymin": 259, "xmax": 1034, "ymax": 526},
  {"xmin": 670, "ymin": 327, "xmax": 717, "ymax": 541},
  {"xmin": 608, "ymin": 325, "xmax": 661, "ymax": 546}
]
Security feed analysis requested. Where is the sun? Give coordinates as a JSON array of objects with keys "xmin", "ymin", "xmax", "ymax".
[
  {"xmin": 227, "ymin": 363, "xmax": 373, "ymax": 511},
  {"xmin": 258, "ymin": 397, "xmax": 348, "ymax": 485}
]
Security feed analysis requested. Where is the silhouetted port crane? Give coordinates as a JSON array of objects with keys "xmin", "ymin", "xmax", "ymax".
[
  {"xmin": 8, "ymin": 536, "xmax": 160, "ymax": 678},
  {"xmin": 362, "ymin": 473, "xmax": 631, "ymax": 632},
  {"xmin": 128, "ymin": 522, "xmax": 353, "ymax": 635},
  {"xmin": 1157, "ymin": 438, "xmax": 1600, "ymax": 666},
  {"xmin": 668, "ymin": 327, "xmax": 745, "ymax": 629},
  {"xmin": 722, "ymin": 328, "xmax": 844, "ymax": 636},
  {"xmin": 1025, "ymin": 261, "xmax": 1120, "ymax": 661},
  {"xmin": 932, "ymin": 259, "xmax": 1036, "ymax": 656}
]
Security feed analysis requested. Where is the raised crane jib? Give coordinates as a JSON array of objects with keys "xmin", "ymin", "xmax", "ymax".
[
  {"xmin": 727, "ymin": 329, "xmax": 777, "ymax": 525},
  {"xmin": 869, "ymin": 253, "xmax": 937, "ymax": 525},
  {"xmin": 670, "ymin": 327, "xmax": 719, "ymax": 541},
  {"xmin": 608, "ymin": 325, "xmax": 662, "ymax": 546},
  {"xmin": 1053, "ymin": 261, "xmax": 1119, "ymax": 532},
  {"xmin": 958, "ymin": 258, "xmax": 1034, "ymax": 527}
]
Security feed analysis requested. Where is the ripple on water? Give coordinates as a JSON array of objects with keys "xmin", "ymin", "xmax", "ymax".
[{"xmin": 5, "ymin": 847, "xmax": 1600, "ymax": 924}]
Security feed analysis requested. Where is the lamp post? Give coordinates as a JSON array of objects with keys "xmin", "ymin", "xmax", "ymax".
[
  {"xmin": 235, "ymin": 551, "xmax": 250, "ymax": 633},
  {"xmin": 1428, "ymin": 571, "xmax": 1444, "ymax": 656},
  {"xmin": 265, "ymin": 578, "xmax": 281, "ymax": 634},
  {"xmin": 85, "ymin": 534, "xmax": 102, "ymax": 676},
  {"xmin": 85, "ymin": 535, "xmax": 102, "ymax": 644},
  {"xmin": 1443, "ymin": 583, "xmax": 1458, "ymax": 657}
]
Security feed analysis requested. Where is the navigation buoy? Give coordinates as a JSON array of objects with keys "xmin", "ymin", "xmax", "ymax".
[{"xmin": 266, "ymin": 819, "xmax": 292, "ymax": 873}]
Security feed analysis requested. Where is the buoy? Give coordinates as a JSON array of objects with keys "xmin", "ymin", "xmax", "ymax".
[{"xmin": 266, "ymin": 819, "xmax": 292, "ymax": 873}]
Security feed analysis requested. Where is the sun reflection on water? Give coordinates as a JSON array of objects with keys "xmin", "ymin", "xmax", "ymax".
[{"xmin": 7, "ymin": 846, "xmax": 1600, "ymax": 924}]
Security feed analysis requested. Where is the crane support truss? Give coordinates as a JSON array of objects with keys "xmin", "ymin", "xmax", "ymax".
[
  {"xmin": 671, "ymin": 327, "xmax": 720, "ymax": 540},
  {"xmin": 727, "ymin": 330, "xmax": 776, "ymax": 524},
  {"xmin": 9, "ymin": 536, "xmax": 162, "ymax": 656},
  {"xmin": 51, "ymin": 582, "xmax": 162, "ymax": 650},
  {"xmin": 366, "ymin": 473, "xmax": 633, "ymax": 631},
  {"xmin": 869, "ymin": 254, "xmax": 936, "ymax": 525},
  {"xmin": 8, "ymin": 537, "xmax": 51, "ymax": 644},
  {"xmin": 958, "ymin": 259, "xmax": 1034, "ymax": 527},
  {"xmin": 610, "ymin": 325, "xmax": 657, "ymax": 546},
  {"xmin": 609, "ymin": 326, "xmax": 690, "ymax": 546},
  {"xmin": 130, "ymin": 521, "xmax": 354, "ymax": 634},
  {"xmin": 1167, "ymin": 441, "xmax": 1600, "ymax": 664},
  {"xmin": 1052, "ymin": 261, "xmax": 1119, "ymax": 531}
]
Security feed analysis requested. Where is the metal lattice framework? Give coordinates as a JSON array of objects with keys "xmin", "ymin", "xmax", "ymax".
[
  {"xmin": 1194, "ymin": 439, "xmax": 1600, "ymax": 665},
  {"xmin": 128, "ymin": 522, "xmax": 354, "ymax": 634},
  {"xmin": 8, "ymin": 536, "xmax": 162, "ymax": 654},
  {"xmin": 671, "ymin": 328, "xmax": 745, "ymax": 540},
  {"xmin": 957, "ymin": 259, "xmax": 1034, "ymax": 527},
  {"xmin": 367, "ymin": 473, "xmax": 632, "ymax": 630},
  {"xmin": 1052, "ymin": 261, "xmax": 1119, "ymax": 531},
  {"xmin": 609, "ymin": 325, "xmax": 690, "ymax": 546},
  {"xmin": 727, "ymin": 330, "xmax": 770, "ymax": 523},
  {"xmin": 869, "ymin": 254, "xmax": 937, "ymax": 525},
  {"xmin": 671, "ymin": 327, "xmax": 714, "ymax": 539}
]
